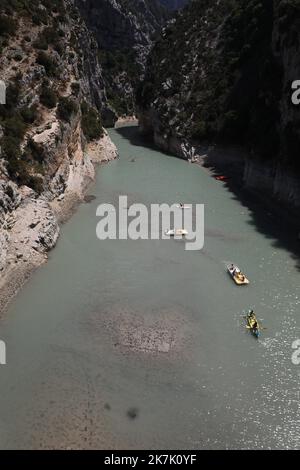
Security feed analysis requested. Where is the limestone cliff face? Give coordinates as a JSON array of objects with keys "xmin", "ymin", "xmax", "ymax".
[
  {"xmin": 76, "ymin": 0, "xmax": 166, "ymax": 53},
  {"xmin": 75, "ymin": 0, "xmax": 169, "ymax": 115},
  {"xmin": 137, "ymin": 0, "xmax": 300, "ymax": 208},
  {"xmin": 0, "ymin": 0, "xmax": 118, "ymax": 281}
]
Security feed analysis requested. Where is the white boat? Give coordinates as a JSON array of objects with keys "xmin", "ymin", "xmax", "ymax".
[
  {"xmin": 165, "ymin": 229, "xmax": 188, "ymax": 237},
  {"xmin": 176, "ymin": 205, "xmax": 191, "ymax": 210}
]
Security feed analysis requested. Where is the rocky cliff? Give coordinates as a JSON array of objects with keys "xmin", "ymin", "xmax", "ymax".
[
  {"xmin": 158, "ymin": 0, "xmax": 189, "ymax": 10},
  {"xmin": 75, "ymin": 0, "xmax": 169, "ymax": 115},
  {"xmin": 137, "ymin": 0, "xmax": 300, "ymax": 208},
  {"xmin": 0, "ymin": 0, "xmax": 118, "ymax": 309}
]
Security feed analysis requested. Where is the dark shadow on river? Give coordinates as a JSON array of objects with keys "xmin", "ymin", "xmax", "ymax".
[
  {"xmin": 116, "ymin": 124, "xmax": 300, "ymax": 272},
  {"xmin": 116, "ymin": 124, "xmax": 182, "ymax": 159}
]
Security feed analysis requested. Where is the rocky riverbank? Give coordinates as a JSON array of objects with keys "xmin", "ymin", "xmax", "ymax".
[
  {"xmin": 0, "ymin": 131, "xmax": 118, "ymax": 317},
  {"xmin": 0, "ymin": 0, "xmax": 122, "ymax": 316}
]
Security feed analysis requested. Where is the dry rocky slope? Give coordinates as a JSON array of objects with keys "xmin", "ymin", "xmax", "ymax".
[
  {"xmin": 0, "ymin": 0, "xmax": 118, "ymax": 312},
  {"xmin": 138, "ymin": 0, "xmax": 300, "ymax": 209}
]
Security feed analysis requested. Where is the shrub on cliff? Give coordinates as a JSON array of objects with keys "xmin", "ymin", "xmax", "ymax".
[
  {"xmin": 81, "ymin": 102, "xmax": 103, "ymax": 142},
  {"xmin": 71, "ymin": 82, "xmax": 80, "ymax": 95},
  {"xmin": 3, "ymin": 115, "xmax": 27, "ymax": 140},
  {"xmin": 36, "ymin": 52, "xmax": 58, "ymax": 77},
  {"xmin": 57, "ymin": 97, "xmax": 78, "ymax": 122},
  {"xmin": 4, "ymin": 144, "xmax": 44, "ymax": 193},
  {"xmin": 107, "ymin": 90, "xmax": 128, "ymax": 116},
  {"xmin": 33, "ymin": 35, "xmax": 48, "ymax": 51},
  {"xmin": 26, "ymin": 175, "xmax": 44, "ymax": 194},
  {"xmin": 5, "ymin": 185, "xmax": 14, "ymax": 200},
  {"xmin": 34, "ymin": 27, "xmax": 63, "ymax": 52},
  {"xmin": 41, "ymin": 0, "xmax": 66, "ymax": 15},
  {"xmin": 32, "ymin": 10, "xmax": 49, "ymax": 26},
  {"xmin": 7, "ymin": 159, "xmax": 44, "ymax": 193},
  {"xmin": 0, "ymin": 0, "xmax": 64, "ymax": 19},
  {"xmin": 40, "ymin": 85, "xmax": 57, "ymax": 109},
  {"xmin": 20, "ymin": 105, "xmax": 38, "ymax": 124},
  {"xmin": 1, "ymin": 135, "xmax": 22, "ymax": 161},
  {"xmin": 23, "ymin": 138, "xmax": 45, "ymax": 164},
  {"xmin": 0, "ymin": 15, "xmax": 17, "ymax": 37},
  {"xmin": 6, "ymin": 157, "xmax": 27, "ymax": 181}
]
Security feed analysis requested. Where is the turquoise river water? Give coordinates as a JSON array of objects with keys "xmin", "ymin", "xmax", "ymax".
[{"xmin": 0, "ymin": 124, "xmax": 299, "ymax": 449}]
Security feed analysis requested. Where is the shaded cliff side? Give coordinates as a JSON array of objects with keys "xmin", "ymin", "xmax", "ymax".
[
  {"xmin": 158, "ymin": 0, "xmax": 190, "ymax": 10},
  {"xmin": 137, "ymin": 0, "xmax": 300, "ymax": 208},
  {"xmin": 75, "ymin": 0, "xmax": 169, "ymax": 116}
]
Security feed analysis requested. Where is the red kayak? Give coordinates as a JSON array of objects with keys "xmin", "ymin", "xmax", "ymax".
[{"xmin": 215, "ymin": 175, "xmax": 229, "ymax": 182}]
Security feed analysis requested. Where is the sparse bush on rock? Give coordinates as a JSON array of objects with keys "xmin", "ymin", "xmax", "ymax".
[
  {"xmin": 57, "ymin": 96, "xmax": 78, "ymax": 122},
  {"xmin": 81, "ymin": 101, "xmax": 103, "ymax": 141},
  {"xmin": 0, "ymin": 14, "xmax": 17, "ymax": 37},
  {"xmin": 36, "ymin": 51, "xmax": 58, "ymax": 77},
  {"xmin": 40, "ymin": 84, "xmax": 57, "ymax": 109}
]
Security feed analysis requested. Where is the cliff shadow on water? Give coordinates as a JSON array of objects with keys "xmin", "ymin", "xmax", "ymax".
[
  {"xmin": 116, "ymin": 125, "xmax": 300, "ymax": 273},
  {"xmin": 116, "ymin": 124, "xmax": 187, "ymax": 160},
  {"xmin": 201, "ymin": 151, "xmax": 300, "ymax": 273}
]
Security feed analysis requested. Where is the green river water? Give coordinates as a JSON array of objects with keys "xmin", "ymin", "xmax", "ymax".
[{"xmin": 0, "ymin": 124, "xmax": 299, "ymax": 449}]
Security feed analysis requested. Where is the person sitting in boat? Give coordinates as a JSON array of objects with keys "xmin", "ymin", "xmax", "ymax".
[
  {"xmin": 180, "ymin": 203, "xmax": 184, "ymax": 208},
  {"xmin": 249, "ymin": 311, "xmax": 258, "ymax": 326}
]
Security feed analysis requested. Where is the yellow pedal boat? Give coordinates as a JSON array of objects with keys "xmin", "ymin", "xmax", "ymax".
[{"xmin": 228, "ymin": 265, "xmax": 250, "ymax": 285}]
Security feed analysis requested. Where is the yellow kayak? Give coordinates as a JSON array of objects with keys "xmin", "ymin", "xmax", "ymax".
[{"xmin": 246, "ymin": 312, "xmax": 260, "ymax": 338}]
